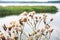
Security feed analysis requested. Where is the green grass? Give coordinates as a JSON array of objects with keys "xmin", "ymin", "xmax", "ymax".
[{"xmin": 0, "ymin": 6, "xmax": 58, "ymax": 17}]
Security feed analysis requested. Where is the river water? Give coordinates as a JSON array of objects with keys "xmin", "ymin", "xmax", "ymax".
[{"xmin": 0, "ymin": 3, "xmax": 60, "ymax": 40}]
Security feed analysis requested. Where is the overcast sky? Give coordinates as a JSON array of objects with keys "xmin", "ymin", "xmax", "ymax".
[{"xmin": 0, "ymin": 0, "xmax": 60, "ymax": 2}]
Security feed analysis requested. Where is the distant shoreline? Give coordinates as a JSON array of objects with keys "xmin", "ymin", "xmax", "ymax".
[{"xmin": 0, "ymin": 1, "xmax": 60, "ymax": 3}]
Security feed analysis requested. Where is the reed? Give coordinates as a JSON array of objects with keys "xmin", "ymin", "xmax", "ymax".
[{"xmin": 0, "ymin": 6, "xmax": 57, "ymax": 17}]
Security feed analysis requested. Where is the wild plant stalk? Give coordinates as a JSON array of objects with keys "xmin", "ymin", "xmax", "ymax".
[
  {"xmin": 36, "ymin": 19, "xmax": 42, "ymax": 29},
  {"xmin": 27, "ymin": 21, "xmax": 35, "ymax": 31},
  {"xmin": 20, "ymin": 25, "xmax": 24, "ymax": 40},
  {"xmin": 0, "ymin": 11, "xmax": 54, "ymax": 40},
  {"xmin": 20, "ymin": 33, "xmax": 22, "ymax": 40}
]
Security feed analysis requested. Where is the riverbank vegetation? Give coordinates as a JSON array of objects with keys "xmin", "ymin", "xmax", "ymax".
[{"xmin": 0, "ymin": 6, "xmax": 57, "ymax": 17}]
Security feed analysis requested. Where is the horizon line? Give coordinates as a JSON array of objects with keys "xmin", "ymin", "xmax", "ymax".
[{"xmin": 0, "ymin": 1, "xmax": 60, "ymax": 3}]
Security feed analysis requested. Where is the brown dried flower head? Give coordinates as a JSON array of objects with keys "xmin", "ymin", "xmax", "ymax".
[
  {"xmin": 23, "ymin": 17, "xmax": 27, "ymax": 22},
  {"xmin": 19, "ymin": 19, "xmax": 23, "ymax": 25},
  {"xmin": 28, "ymin": 34, "xmax": 32, "ymax": 36},
  {"xmin": 18, "ymin": 27, "xmax": 23, "ymax": 33},
  {"xmin": 2, "ymin": 24, "xmax": 7, "ymax": 31},
  {"xmin": 46, "ymin": 30, "xmax": 48, "ymax": 34},
  {"xmin": 42, "ymin": 14, "xmax": 47, "ymax": 20},
  {"xmin": 43, "ymin": 14, "xmax": 47, "ymax": 17},
  {"xmin": 35, "ymin": 16, "xmax": 38, "ymax": 19},
  {"xmin": 35, "ymin": 32, "xmax": 41, "ymax": 38},
  {"xmin": 35, "ymin": 30, "xmax": 38, "ymax": 34},
  {"xmin": 19, "ymin": 17, "xmax": 27, "ymax": 23},
  {"xmin": 29, "ymin": 14, "xmax": 33, "ymax": 19},
  {"xmin": 50, "ymin": 18, "xmax": 53, "ymax": 22},
  {"xmin": 37, "ymin": 29, "xmax": 40, "ymax": 32},
  {"xmin": 41, "ymin": 28, "xmax": 46, "ymax": 32},
  {"xmin": 49, "ymin": 29, "xmax": 54, "ymax": 33},
  {"xmin": 14, "ymin": 36, "xmax": 18, "ymax": 40},
  {"xmin": 10, "ymin": 21, "xmax": 16, "ymax": 25},
  {"xmin": 0, "ymin": 33, "xmax": 5, "ymax": 40},
  {"xmin": 8, "ymin": 24, "xmax": 15, "ymax": 31},
  {"xmin": 28, "ymin": 11, "xmax": 35, "ymax": 18},
  {"xmin": 8, "ymin": 31, "xmax": 11, "ymax": 36},
  {"xmin": 21, "ymin": 11, "xmax": 28, "ymax": 16},
  {"xmin": 28, "ymin": 34, "xmax": 33, "ymax": 40},
  {"xmin": 45, "ymin": 24, "xmax": 50, "ymax": 29},
  {"xmin": 39, "ymin": 16, "xmax": 41, "ymax": 19},
  {"xmin": 32, "ymin": 11, "xmax": 36, "ymax": 15}
]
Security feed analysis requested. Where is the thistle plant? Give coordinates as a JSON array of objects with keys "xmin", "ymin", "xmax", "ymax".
[{"xmin": 0, "ymin": 11, "xmax": 54, "ymax": 40}]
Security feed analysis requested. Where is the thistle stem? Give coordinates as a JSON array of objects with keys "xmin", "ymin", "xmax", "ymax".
[
  {"xmin": 36, "ymin": 19, "xmax": 42, "ymax": 29},
  {"xmin": 20, "ymin": 33, "xmax": 22, "ymax": 40}
]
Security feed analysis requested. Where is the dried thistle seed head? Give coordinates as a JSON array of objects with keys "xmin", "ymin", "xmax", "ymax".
[
  {"xmin": 29, "ymin": 14, "xmax": 33, "ymax": 19},
  {"xmin": 10, "ymin": 23, "xmax": 15, "ymax": 27},
  {"xmin": 35, "ymin": 33, "xmax": 41, "ymax": 38},
  {"xmin": 46, "ymin": 30, "xmax": 48, "ymax": 34},
  {"xmin": 15, "ymin": 24, "xmax": 20, "ymax": 27},
  {"xmin": 31, "ymin": 16, "xmax": 33, "ymax": 19},
  {"xmin": 8, "ymin": 31, "xmax": 11, "ymax": 36},
  {"xmin": 13, "ymin": 31, "xmax": 15, "ymax": 33},
  {"xmin": 35, "ymin": 32, "xmax": 37, "ymax": 34},
  {"xmin": 22, "ymin": 17, "xmax": 27, "ymax": 22},
  {"xmin": 29, "ymin": 14, "xmax": 32, "ymax": 17},
  {"xmin": 44, "ymin": 21, "xmax": 46, "ymax": 24},
  {"xmin": 50, "ymin": 18, "xmax": 53, "ymax": 22},
  {"xmin": 36, "ymin": 19, "xmax": 38, "ymax": 23},
  {"xmin": 35, "ymin": 30, "xmax": 38, "ymax": 34},
  {"xmin": 10, "ymin": 21, "xmax": 16, "ymax": 25},
  {"xmin": 35, "ymin": 16, "xmax": 38, "ymax": 19},
  {"xmin": 39, "ymin": 16, "xmax": 41, "ymax": 19},
  {"xmin": 43, "ymin": 14, "xmax": 47, "ymax": 17},
  {"xmin": 6, "ymin": 36, "xmax": 11, "ymax": 40},
  {"xmin": 46, "ymin": 31, "xmax": 48, "ymax": 34},
  {"xmin": 42, "ymin": 17, "xmax": 46, "ymax": 20},
  {"xmin": 36, "ymin": 29, "xmax": 40, "ymax": 32},
  {"xmin": 28, "ymin": 33, "xmax": 33, "ymax": 40},
  {"xmin": 18, "ymin": 27, "xmax": 23, "ymax": 33},
  {"xmin": 45, "ymin": 24, "xmax": 50, "ymax": 29},
  {"xmin": 19, "ymin": 17, "xmax": 27, "ymax": 25},
  {"xmin": 14, "ymin": 36, "xmax": 18, "ymax": 40},
  {"xmin": 42, "ymin": 14, "xmax": 47, "ymax": 21},
  {"xmin": 48, "ymin": 29, "xmax": 53, "ymax": 33},
  {"xmin": 45, "ymin": 26, "xmax": 49, "ymax": 29},
  {"xmin": 28, "ymin": 11, "xmax": 35, "ymax": 18},
  {"xmin": 20, "ymin": 17, "xmax": 27, "ymax": 23},
  {"xmin": 29, "ymin": 12, "xmax": 33, "ymax": 16},
  {"xmin": 41, "ymin": 28, "xmax": 46, "ymax": 32},
  {"xmin": 29, "ymin": 11, "xmax": 35, "ymax": 15},
  {"xmin": 27, "ymin": 36, "xmax": 33, "ymax": 40},
  {"xmin": 0, "ymin": 33, "xmax": 5, "ymax": 40},
  {"xmin": 19, "ymin": 19, "xmax": 23, "ymax": 25},
  {"xmin": 15, "ymin": 28, "xmax": 19, "ymax": 33},
  {"xmin": 32, "ymin": 32, "xmax": 35, "ymax": 35},
  {"xmin": 8, "ymin": 27, "xmax": 11, "ymax": 31},
  {"xmin": 2, "ymin": 24, "xmax": 7, "ymax": 31},
  {"xmin": 29, "ymin": 34, "xmax": 32, "ymax": 36},
  {"xmin": 11, "ymin": 33, "xmax": 18, "ymax": 40},
  {"xmin": 32, "ymin": 11, "xmax": 36, "ymax": 15},
  {"xmin": 21, "ymin": 11, "xmax": 28, "ymax": 16},
  {"xmin": 8, "ymin": 28, "xmax": 12, "ymax": 31},
  {"xmin": 42, "ymin": 17, "xmax": 46, "ymax": 24},
  {"xmin": 8, "ymin": 24, "xmax": 15, "ymax": 31},
  {"xmin": 49, "ymin": 29, "xmax": 54, "ymax": 33}
]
